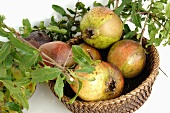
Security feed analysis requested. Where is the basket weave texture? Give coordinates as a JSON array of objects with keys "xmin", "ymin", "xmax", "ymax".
[{"xmin": 49, "ymin": 36, "xmax": 160, "ymax": 113}]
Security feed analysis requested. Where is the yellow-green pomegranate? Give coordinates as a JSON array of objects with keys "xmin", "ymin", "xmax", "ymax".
[
  {"xmin": 107, "ymin": 40, "xmax": 146, "ymax": 78},
  {"xmin": 80, "ymin": 6, "xmax": 123, "ymax": 49},
  {"xmin": 70, "ymin": 61, "xmax": 124, "ymax": 101}
]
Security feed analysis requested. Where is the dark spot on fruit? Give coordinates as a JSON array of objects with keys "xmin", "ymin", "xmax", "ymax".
[
  {"xmin": 85, "ymin": 29, "xmax": 94, "ymax": 39},
  {"xmin": 105, "ymin": 77, "xmax": 116, "ymax": 92}
]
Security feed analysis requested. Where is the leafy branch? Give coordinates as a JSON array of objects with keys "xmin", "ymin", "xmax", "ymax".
[{"xmin": 0, "ymin": 10, "xmax": 96, "ymax": 112}]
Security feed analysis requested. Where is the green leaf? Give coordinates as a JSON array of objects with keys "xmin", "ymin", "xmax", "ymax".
[
  {"xmin": 165, "ymin": 20, "xmax": 170, "ymax": 36},
  {"xmin": 52, "ymin": 5, "xmax": 67, "ymax": 16},
  {"xmin": 114, "ymin": 5, "xmax": 125, "ymax": 16},
  {"xmin": 22, "ymin": 19, "xmax": 32, "ymax": 37},
  {"xmin": 72, "ymin": 45, "xmax": 92, "ymax": 64},
  {"xmin": 19, "ymin": 54, "xmax": 40, "ymax": 71},
  {"xmin": 75, "ymin": 66, "xmax": 95, "ymax": 73},
  {"xmin": 68, "ymin": 93, "xmax": 78, "ymax": 104},
  {"xmin": 0, "ymin": 63, "xmax": 6, "ymax": 77},
  {"xmin": 14, "ymin": 77, "xmax": 31, "ymax": 87},
  {"xmin": 93, "ymin": 1, "xmax": 103, "ymax": 7},
  {"xmin": 50, "ymin": 16, "xmax": 58, "ymax": 26},
  {"xmin": 54, "ymin": 75, "xmax": 64, "ymax": 101},
  {"xmin": 148, "ymin": 22, "xmax": 156, "ymax": 34},
  {"xmin": 0, "ymin": 15, "xmax": 5, "ymax": 25},
  {"xmin": 8, "ymin": 33, "xmax": 36, "ymax": 54},
  {"xmin": 123, "ymin": 24, "xmax": 131, "ymax": 34},
  {"xmin": 0, "ymin": 28, "xmax": 9, "ymax": 37},
  {"xmin": 153, "ymin": 38, "xmax": 162, "ymax": 46},
  {"xmin": 154, "ymin": 1, "xmax": 164, "ymax": 11},
  {"xmin": 132, "ymin": 14, "xmax": 141, "ymax": 28},
  {"xmin": 67, "ymin": 8, "xmax": 76, "ymax": 14},
  {"xmin": 0, "ymin": 76, "xmax": 12, "ymax": 81},
  {"xmin": 24, "ymin": 82, "xmax": 36, "ymax": 99},
  {"xmin": 31, "ymin": 68, "xmax": 62, "ymax": 82},
  {"xmin": 66, "ymin": 20, "xmax": 74, "ymax": 40},
  {"xmin": 0, "ymin": 91, "xmax": 4, "ymax": 102},
  {"xmin": 114, "ymin": 0, "xmax": 131, "ymax": 15},
  {"xmin": 123, "ymin": 31, "xmax": 136, "ymax": 39},
  {"xmin": 147, "ymin": 29, "xmax": 160, "ymax": 46},
  {"xmin": 131, "ymin": 2, "xmax": 142, "ymax": 28},
  {"xmin": 72, "ymin": 45, "xmax": 95, "ymax": 73},
  {"xmin": 46, "ymin": 25, "xmax": 67, "ymax": 34},
  {"xmin": 68, "ymin": 79, "xmax": 82, "ymax": 104},
  {"xmin": 0, "ymin": 42, "xmax": 11, "ymax": 63},
  {"xmin": 106, "ymin": 0, "xmax": 114, "ymax": 8},
  {"xmin": 149, "ymin": 29, "xmax": 158, "ymax": 40},
  {"xmin": 165, "ymin": 3, "xmax": 170, "ymax": 18},
  {"xmin": 76, "ymin": 2, "xmax": 85, "ymax": 10},
  {"xmin": 4, "ymin": 54, "xmax": 13, "ymax": 70},
  {"xmin": 1, "ymin": 80, "xmax": 20, "ymax": 94},
  {"xmin": 39, "ymin": 21, "xmax": 46, "ymax": 29},
  {"xmin": 5, "ymin": 102, "xmax": 22, "ymax": 113},
  {"xmin": 138, "ymin": 0, "xmax": 143, "ymax": 10},
  {"xmin": 12, "ymin": 92, "xmax": 29, "ymax": 110},
  {"xmin": 69, "ymin": 70, "xmax": 95, "ymax": 81},
  {"xmin": 160, "ymin": 0, "xmax": 167, "ymax": 3},
  {"xmin": 73, "ymin": 57, "xmax": 87, "ymax": 67}
]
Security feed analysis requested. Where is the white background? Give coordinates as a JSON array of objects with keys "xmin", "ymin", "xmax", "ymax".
[{"xmin": 0, "ymin": 0, "xmax": 170, "ymax": 113}]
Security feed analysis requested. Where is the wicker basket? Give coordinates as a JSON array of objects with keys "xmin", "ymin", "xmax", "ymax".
[{"xmin": 49, "ymin": 36, "xmax": 160, "ymax": 113}]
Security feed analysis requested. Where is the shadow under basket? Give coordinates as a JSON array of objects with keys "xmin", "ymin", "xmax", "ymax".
[{"xmin": 49, "ymin": 36, "xmax": 160, "ymax": 113}]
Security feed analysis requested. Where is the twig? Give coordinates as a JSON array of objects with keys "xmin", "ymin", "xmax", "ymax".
[
  {"xmin": 115, "ymin": 0, "xmax": 119, "ymax": 9},
  {"xmin": 64, "ymin": 71, "xmax": 74, "ymax": 82},
  {"xmin": 159, "ymin": 67, "xmax": 168, "ymax": 77},
  {"xmin": 16, "ymin": 35, "xmax": 37, "ymax": 49},
  {"xmin": 152, "ymin": 15, "xmax": 168, "ymax": 31},
  {"xmin": 63, "ymin": 48, "xmax": 72, "ymax": 67},
  {"xmin": 41, "ymin": 52, "xmax": 64, "ymax": 70},
  {"xmin": 140, "ymin": 13, "xmax": 149, "ymax": 44}
]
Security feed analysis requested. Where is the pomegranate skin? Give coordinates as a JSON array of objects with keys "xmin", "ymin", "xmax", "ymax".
[{"xmin": 107, "ymin": 40, "xmax": 146, "ymax": 78}]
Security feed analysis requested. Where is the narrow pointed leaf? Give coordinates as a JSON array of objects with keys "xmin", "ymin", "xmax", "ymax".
[
  {"xmin": 72, "ymin": 45, "xmax": 92, "ymax": 64},
  {"xmin": 0, "ymin": 28, "xmax": 9, "ymax": 37},
  {"xmin": 0, "ymin": 42, "xmax": 11, "ymax": 63},
  {"xmin": 14, "ymin": 77, "xmax": 31, "ymax": 86},
  {"xmin": 31, "ymin": 68, "xmax": 62, "ymax": 82},
  {"xmin": 1, "ymin": 80, "xmax": 20, "ymax": 93},
  {"xmin": 19, "ymin": 54, "xmax": 40, "ymax": 70},
  {"xmin": 165, "ymin": 3, "xmax": 170, "ymax": 18},
  {"xmin": 46, "ymin": 25, "xmax": 67, "ymax": 34},
  {"xmin": 54, "ymin": 75, "xmax": 64, "ymax": 101},
  {"xmin": 75, "ymin": 66, "xmax": 95, "ymax": 73},
  {"xmin": 8, "ymin": 33, "xmax": 36, "ymax": 54},
  {"xmin": 4, "ymin": 54, "xmax": 13, "ymax": 70},
  {"xmin": 12, "ymin": 93, "xmax": 29, "ymax": 110},
  {"xmin": 0, "ymin": 91, "xmax": 4, "ymax": 101},
  {"xmin": 68, "ymin": 79, "xmax": 82, "ymax": 104},
  {"xmin": 52, "ymin": 5, "xmax": 67, "ymax": 16},
  {"xmin": 5, "ymin": 102, "xmax": 22, "ymax": 113},
  {"xmin": 22, "ymin": 19, "xmax": 32, "ymax": 37},
  {"xmin": 0, "ymin": 63, "xmax": 6, "ymax": 77}
]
